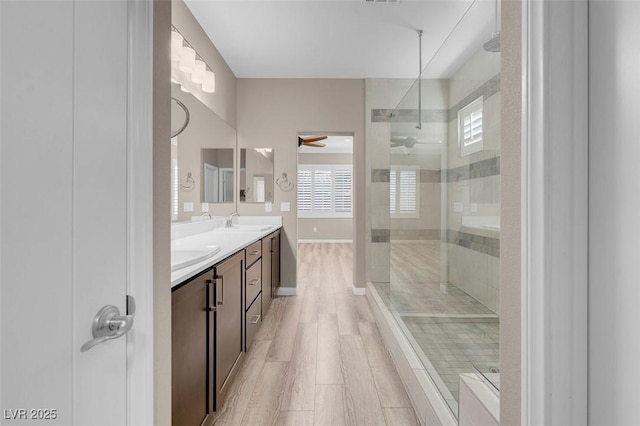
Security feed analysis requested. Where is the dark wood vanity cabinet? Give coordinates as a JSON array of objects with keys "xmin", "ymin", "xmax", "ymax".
[
  {"xmin": 261, "ymin": 229, "xmax": 281, "ymax": 314},
  {"xmin": 171, "ymin": 253, "xmax": 244, "ymax": 426},
  {"xmin": 213, "ymin": 251, "xmax": 244, "ymax": 409},
  {"xmin": 171, "ymin": 271, "xmax": 214, "ymax": 426},
  {"xmin": 271, "ymin": 230, "xmax": 281, "ymax": 295},
  {"xmin": 172, "ymin": 229, "xmax": 281, "ymax": 425}
]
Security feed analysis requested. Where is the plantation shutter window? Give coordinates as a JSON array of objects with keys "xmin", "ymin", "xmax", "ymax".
[
  {"xmin": 297, "ymin": 169, "xmax": 312, "ymax": 213},
  {"xmin": 458, "ymin": 96, "xmax": 484, "ymax": 156},
  {"xmin": 390, "ymin": 166, "xmax": 419, "ymax": 218},
  {"xmin": 297, "ymin": 165, "xmax": 353, "ymax": 218}
]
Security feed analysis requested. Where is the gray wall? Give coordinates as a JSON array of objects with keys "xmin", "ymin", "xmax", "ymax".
[
  {"xmin": 172, "ymin": 0, "xmax": 237, "ymax": 127},
  {"xmin": 172, "ymin": 0, "xmax": 238, "ymax": 220},
  {"xmin": 173, "ymin": 86, "xmax": 237, "ymax": 221},
  {"xmin": 298, "ymin": 218, "xmax": 353, "ymax": 241},
  {"xmin": 500, "ymin": 0, "xmax": 521, "ymax": 423},
  {"xmin": 237, "ymin": 79, "xmax": 366, "ymax": 289}
]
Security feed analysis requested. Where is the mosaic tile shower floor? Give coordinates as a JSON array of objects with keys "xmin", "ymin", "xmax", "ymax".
[
  {"xmin": 400, "ymin": 316, "xmax": 499, "ymax": 407},
  {"xmin": 371, "ymin": 241, "xmax": 500, "ymax": 416}
]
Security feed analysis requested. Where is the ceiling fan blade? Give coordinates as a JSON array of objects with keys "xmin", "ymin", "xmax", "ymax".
[
  {"xmin": 390, "ymin": 141, "xmax": 404, "ymax": 147},
  {"xmin": 303, "ymin": 142, "xmax": 326, "ymax": 148},
  {"xmin": 301, "ymin": 136, "xmax": 328, "ymax": 143}
]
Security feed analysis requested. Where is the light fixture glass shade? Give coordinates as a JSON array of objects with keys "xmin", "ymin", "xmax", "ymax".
[
  {"xmin": 171, "ymin": 31, "xmax": 183, "ymax": 62},
  {"xmin": 179, "ymin": 46, "xmax": 196, "ymax": 73},
  {"xmin": 191, "ymin": 60, "xmax": 206, "ymax": 84},
  {"xmin": 202, "ymin": 70, "xmax": 216, "ymax": 93},
  {"xmin": 180, "ymin": 84, "xmax": 190, "ymax": 93}
]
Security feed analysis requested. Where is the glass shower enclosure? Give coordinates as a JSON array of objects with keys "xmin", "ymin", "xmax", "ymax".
[{"xmin": 370, "ymin": 1, "xmax": 501, "ymax": 417}]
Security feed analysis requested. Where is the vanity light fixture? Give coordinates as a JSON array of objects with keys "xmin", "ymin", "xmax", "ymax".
[
  {"xmin": 171, "ymin": 26, "xmax": 216, "ymax": 94},
  {"xmin": 179, "ymin": 46, "xmax": 196, "ymax": 73}
]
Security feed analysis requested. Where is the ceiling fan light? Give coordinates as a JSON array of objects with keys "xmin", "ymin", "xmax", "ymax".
[
  {"xmin": 179, "ymin": 46, "xmax": 196, "ymax": 73},
  {"xmin": 191, "ymin": 59, "xmax": 206, "ymax": 84},
  {"xmin": 202, "ymin": 70, "xmax": 215, "ymax": 93},
  {"xmin": 171, "ymin": 31, "xmax": 183, "ymax": 62}
]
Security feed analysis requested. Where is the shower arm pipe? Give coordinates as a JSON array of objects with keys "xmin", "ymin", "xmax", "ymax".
[{"xmin": 417, "ymin": 30, "xmax": 423, "ymax": 130}]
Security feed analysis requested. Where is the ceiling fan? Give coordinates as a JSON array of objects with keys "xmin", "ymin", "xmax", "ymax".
[
  {"xmin": 390, "ymin": 135, "xmax": 442, "ymax": 149},
  {"xmin": 298, "ymin": 135, "xmax": 327, "ymax": 148}
]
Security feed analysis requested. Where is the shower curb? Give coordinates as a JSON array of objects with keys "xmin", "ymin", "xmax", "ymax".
[{"xmin": 366, "ymin": 282, "xmax": 457, "ymax": 426}]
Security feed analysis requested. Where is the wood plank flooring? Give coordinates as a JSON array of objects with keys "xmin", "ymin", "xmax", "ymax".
[{"xmin": 212, "ymin": 243, "xmax": 418, "ymax": 426}]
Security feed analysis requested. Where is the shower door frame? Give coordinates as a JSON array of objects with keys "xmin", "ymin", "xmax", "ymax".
[{"xmin": 521, "ymin": 0, "xmax": 589, "ymax": 425}]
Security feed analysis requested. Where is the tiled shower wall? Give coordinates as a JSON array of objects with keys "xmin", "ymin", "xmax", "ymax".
[
  {"xmin": 446, "ymin": 48, "xmax": 501, "ymax": 314},
  {"xmin": 365, "ymin": 47, "xmax": 501, "ymax": 314},
  {"xmin": 365, "ymin": 78, "xmax": 448, "ymax": 284}
]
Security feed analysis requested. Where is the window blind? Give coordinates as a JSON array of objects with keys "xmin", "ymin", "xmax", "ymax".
[
  {"xmin": 390, "ymin": 166, "xmax": 419, "ymax": 217},
  {"xmin": 297, "ymin": 165, "xmax": 353, "ymax": 218}
]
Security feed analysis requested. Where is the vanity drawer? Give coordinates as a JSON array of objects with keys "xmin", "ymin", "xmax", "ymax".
[
  {"xmin": 245, "ymin": 294, "xmax": 262, "ymax": 346},
  {"xmin": 245, "ymin": 241, "xmax": 262, "ymax": 268},
  {"xmin": 245, "ymin": 259, "xmax": 262, "ymax": 307}
]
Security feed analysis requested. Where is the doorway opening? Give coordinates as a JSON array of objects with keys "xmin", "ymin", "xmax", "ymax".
[{"xmin": 296, "ymin": 133, "xmax": 354, "ymax": 291}]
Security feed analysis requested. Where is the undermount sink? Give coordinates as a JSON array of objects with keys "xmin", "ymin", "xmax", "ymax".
[
  {"xmin": 171, "ymin": 245, "xmax": 221, "ymax": 271},
  {"xmin": 216, "ymin": 224, "xmax": 273, "ymax": 232}
]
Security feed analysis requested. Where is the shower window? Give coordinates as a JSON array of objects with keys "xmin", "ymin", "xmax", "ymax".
[{"xmin": 458, "ymin": 96, "xmax": 484, "ymax": 156}]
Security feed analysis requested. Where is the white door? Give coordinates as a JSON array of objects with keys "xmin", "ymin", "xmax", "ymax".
[
  {"xmin": 589, "ymin": 1, "xmax": 640, "ymax": 423},
  {"xmin": 0, "ymin": 1, "xmax": 153, "ymax": 425}
]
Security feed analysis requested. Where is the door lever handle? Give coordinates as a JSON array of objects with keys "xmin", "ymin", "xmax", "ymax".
[{"xmin": 81, "ymin": 295, "xmax": 136, "ymax": 352}]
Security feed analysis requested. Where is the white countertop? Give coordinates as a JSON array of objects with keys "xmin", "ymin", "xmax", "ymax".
[{"xmin": 171, "ymin": 216, "xmax": 282, "ymax": 288}]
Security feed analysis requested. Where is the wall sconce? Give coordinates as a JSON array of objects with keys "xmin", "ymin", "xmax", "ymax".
[{"xmin": 171, "ymin": 26, "xmax": 215, "ymax": 94}]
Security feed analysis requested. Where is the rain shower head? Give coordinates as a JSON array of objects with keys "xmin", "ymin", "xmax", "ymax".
[
  {"xmin": 484, "ymin": 0, "xmax": 500, "ymax": 53},
  {"xmin": 483, "ymin": 32, "xmax": 501, "ymax": 53}
]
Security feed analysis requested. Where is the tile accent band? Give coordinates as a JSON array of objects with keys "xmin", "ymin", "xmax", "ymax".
[
  {"xmin": 446, "ymin": 229, "xmax": 500, "ymax": 258},
  {"xmin": 371, "ymin": 169, "xmax": 443, "ymax": 183},
  {"xmin": 371, "ymin": 74, "xmax": 500, "ymax": 123},
  {"xmin": 371, "ymin": 228, "xmax": 500, "ymax": 258},
  {"xmin": 372, "ymin": 156, "xmax": 500, "ymax": 185},
  {"xmin": 446, "ymin": 156, "xmax": 500, "ymax": 183}
]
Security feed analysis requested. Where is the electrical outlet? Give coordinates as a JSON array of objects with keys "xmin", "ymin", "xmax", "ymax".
[
  {"xmin": 265, "ymin": 202, "xmax": 272, "ymax": 212},
  {"xmin": 453, "ymin": 202, "xmax": 463, "ymax": 213},
  {"xmin": 313, "ymin": 227, "xmax": 317, "ymax": 233},
  {"xmin": 201, "ymin": 203, "xmax": 209, "ymax": 212},
  {"xmin": 280, "ymin": 202, "xmax": 290, "ymax": 212},
  {"xmin": 184, "ymin": 202, "xmax": 194, "ymax": 212}
]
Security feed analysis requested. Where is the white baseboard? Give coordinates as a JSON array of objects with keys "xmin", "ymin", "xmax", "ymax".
[
  {"xmin": 276, "ymin": 286, "xmax": 298, "ymax": 296},
  {"xmin": 298, "ymin": 239, "xmax": 353, "ymax": 244},
  {"xmin": 352, "ymin": 285, "xmax": 366, "ymax": 296}
]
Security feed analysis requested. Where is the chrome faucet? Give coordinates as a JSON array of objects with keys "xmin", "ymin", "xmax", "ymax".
[
  {"xmin": 226, "ymin": 212, "xmax": 239, "ymax": 228},
  {"xmin": 201, "ymin": 212, "xmax": 212, "ymax": 219}
]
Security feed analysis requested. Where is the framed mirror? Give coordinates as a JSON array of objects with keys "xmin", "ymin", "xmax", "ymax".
[
  {"xmin": 202, "ymin": 148, "xmax": 234, "ymax": 203},
  {"xmin": 240, "ymin": 148, "xmax": 274, "ymax": 203}
]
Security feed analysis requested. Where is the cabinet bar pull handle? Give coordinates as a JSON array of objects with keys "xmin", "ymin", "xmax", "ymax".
[
  {"xmin": 215, "ymin": 275, "xmax": 224, "ymax": 305},
  {"xmin": 249, "ymin": 315, "xmax": 261, "ymax": 324},
  {"xmin": 249, "ymin": 279, "xmax": 261, "ymax": 286},
  {"xmin": 206, "ymin": 280, "xmax": 217, "ymax": 312},
  {"xmin": 249, "ymin": 250, "xmax": 260, "ymax": 256}
]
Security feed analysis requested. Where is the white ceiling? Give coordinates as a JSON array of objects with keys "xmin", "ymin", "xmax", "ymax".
[
  {"xmin": 298, "ymin": 135, "xmax": 353, "ymax": 154},
  {"xmin": 184, "ymin": 0, "xmax": 497, "ymax": 79}
]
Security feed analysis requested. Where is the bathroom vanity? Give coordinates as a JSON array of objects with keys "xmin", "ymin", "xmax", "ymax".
[{"xmin": 170, "ymin": 217, "xmax": 281, "ymax": 426}]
